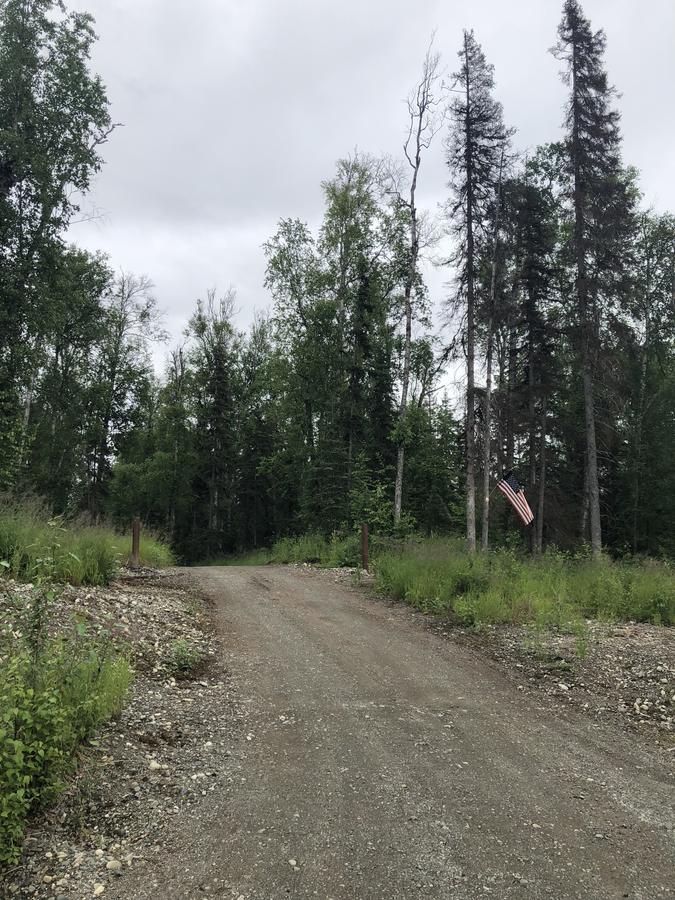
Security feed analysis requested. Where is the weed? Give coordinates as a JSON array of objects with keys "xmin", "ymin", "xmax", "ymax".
[
  {"xmin": 165, "ymin": 638, "xmax": 204, "ymax": 676},
  {"xmin": 572, "ymin": 619, "xmax": 591, "ymax": 660}
]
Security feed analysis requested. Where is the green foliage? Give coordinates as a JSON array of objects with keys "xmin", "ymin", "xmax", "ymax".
[
  {"xmin": 0, "ymin": 0, "xmax": 113, "ymax": 488},
  {"xmin": 215, "ymin": 548, "xmax": 274, "ymax": 566},
  {"xmin": 374, "ymin": 541, "xmax": 675, "ymax": 627},
  {"xmin": 164, "ymin": 639, "xmax": 204, "ymax": 677},
  {"xmin": 1, "ymin": 0, "xmax": 673, "ymax": 571},
  {"xmin": 218, "ymin": 529, "xmax": 408, "ymax": 570},
  {"xmin": 270, "ymin": 532, "xmax": 334, "ymax": 565},
  {"xmin": 267, "ymin": 531, "xmax": 381, "ymax": 568},
  {"xmin": 0, "ymin": 591, "xmax": 132, "ymax": 865},
  {"xmin": 0, "ymin": 499, "xmax": 173, "ymax": 585}
]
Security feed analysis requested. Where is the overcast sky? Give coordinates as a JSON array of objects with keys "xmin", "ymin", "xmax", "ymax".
[{"xmin": 68, "ymin": 0, "xmax": 675, "ymax": 366}]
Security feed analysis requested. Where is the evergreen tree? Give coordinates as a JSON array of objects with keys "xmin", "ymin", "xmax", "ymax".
[
  {"xmin": 446, "ymin": 30, "xmax": 509, "ymax": 552},
  {"xmin": 188, "ymin": 291, "xmax": 241, "ymax": 559},
  {"xmin": 553, "ymin": 0, "xmax": 636, "ymax": 557}
]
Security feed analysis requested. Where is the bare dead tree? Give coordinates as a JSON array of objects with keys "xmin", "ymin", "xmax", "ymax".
[{"xmin": 393, "ymin": 40, "xmax": 443, "ymax": 525}]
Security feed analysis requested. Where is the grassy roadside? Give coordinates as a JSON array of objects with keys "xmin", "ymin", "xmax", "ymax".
[
  {"xmin": 374, "ymin": 538, "xmax": 675, "ymax": 627},
  {"xmin": 0, "ymin": 500, "xmax": 174, "ymax": 585},
  {"xmin": 211, "ymin": 531, "xmax": 386, "ymax": 568},
  {"xmin": 217, "ymin": 532, "xmax": 675, "ymax": 628},
  {"xmin": 0, "ymin": 504, "xmax": 174, "ymax": 866}
]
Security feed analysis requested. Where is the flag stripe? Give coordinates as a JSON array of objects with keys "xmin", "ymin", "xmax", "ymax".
[
  {"xmin": 498, "ymin": 481, "xmax": 534, "ymax": 524},
  {"xmin": 497, "ymin": 483, "xmax": 530, "ymax": 524},
  {"xmin": 504, "ymin": 496, "xmax": 532, "ymax": 526},
  {"xmin": 497, "ymin": 471, "xmax": 535, "ymax": 526},
  {"xmin": 503, "ymin": 476, "xmax": 533, "ymax": 519},
  {"xmin": 501, "ymin": 483, "xmax": 530, "ymax": 519},
  {"xmin": 506, "ymin": 480, "xmax": 534, "ymax": 521},
  {"xmin": 498, "ymin": 482, "xmax": 533, "ymax": 522}
]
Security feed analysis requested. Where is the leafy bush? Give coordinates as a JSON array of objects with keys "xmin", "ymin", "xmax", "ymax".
[
  {"xmin": 0, "ymin": 499, "xmax": 174, "ymax": 585},
  {"xmin": 0, "ymin": 589, "xmax": 132, "ymax": 865},
  {"xmin": 165, "ymin": 638, "xmax": 204, "ymax": 676},
  {"xmin": 373, "ymin": 539, "xmax": 675, "ymax": 627}
]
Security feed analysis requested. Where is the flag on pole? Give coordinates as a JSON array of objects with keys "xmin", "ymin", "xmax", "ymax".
[{"xmin": 497, "ymin": 471, "xmax": 534, "ymax": 526}]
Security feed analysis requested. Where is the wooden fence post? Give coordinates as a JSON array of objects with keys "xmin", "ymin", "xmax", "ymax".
[
  {"xmin": 131, "ymin": 515, "xmax": 141, "ymax": 569},
  {"xmin": 361, "ymin": 522, "xmax": 369, "ymax": 572}
]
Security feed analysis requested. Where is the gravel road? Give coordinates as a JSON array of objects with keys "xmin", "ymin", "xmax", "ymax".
[{"xmin": 110, "ymin": 565, "xmax": 674, "ymax": 900}]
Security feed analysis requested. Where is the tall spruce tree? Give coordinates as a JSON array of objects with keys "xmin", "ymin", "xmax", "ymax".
[
  {"xmin": 499, "ymin": 157, "xmax": 559, "ymax": 551},
  {"xmin": 553, "ymin": 0, "xmax": 635, "ymax": 557},
  {"xmin": 446, "ymin": 30, "xmax": 508, "ymax": 552},
  {"xmin": 188, "ymin": 290, "xmax": 241, "ymax": 559}
]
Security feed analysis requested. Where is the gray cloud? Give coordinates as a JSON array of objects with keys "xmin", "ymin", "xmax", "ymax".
[{"xmin": 69, "ymin": 0, "xmax": 675, "ymax": 363}]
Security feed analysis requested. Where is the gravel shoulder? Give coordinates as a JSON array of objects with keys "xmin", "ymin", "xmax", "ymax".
[
  {"xmin": 3, "ymin": 565, "xmax": 674, "ymax": 900},
  {"xmin": 1, "ymin": 570, "xmax": 244, "ymax": 900}
]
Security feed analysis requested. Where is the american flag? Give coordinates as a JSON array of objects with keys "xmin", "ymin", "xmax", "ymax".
[{"xmin": 497, "ymin": 471, "xmax": 534, "ymax": 526}]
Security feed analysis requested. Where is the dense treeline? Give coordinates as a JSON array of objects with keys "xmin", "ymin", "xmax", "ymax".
[{"xmin": 1, "ymin": 0, "xmax": 674, "ymax": 562}]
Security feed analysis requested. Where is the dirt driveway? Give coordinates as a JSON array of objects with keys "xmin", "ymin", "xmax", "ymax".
[{"xmin": 108, "ymin": 565, "xmax": 674, "ymax": 900}]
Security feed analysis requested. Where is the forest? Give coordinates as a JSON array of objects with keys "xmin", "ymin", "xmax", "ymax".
[{"xmin": 1, "ymin": 0, "xmax": 674, "ymax": 565}]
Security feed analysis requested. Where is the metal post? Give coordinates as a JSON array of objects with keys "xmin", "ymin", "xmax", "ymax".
[
  {"xmin": 361, "ymin": 522, "xmax": 369, "ymax": 572},
  {"xmin": 131, "ymin": 515, "xmax": 141, "ymax": 569}
]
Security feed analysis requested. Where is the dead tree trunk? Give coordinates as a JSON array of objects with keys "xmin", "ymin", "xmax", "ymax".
[
  {"xmin": 393, "ymin": 45, "xmax": 441, "ymax": 525},
  {"xmin": 535, "ymin": 399, "xmax": 546, "ymax": 553},
  {"xmin": 480, "ymin": 150, "xmax": 505, "ymax": 551}
]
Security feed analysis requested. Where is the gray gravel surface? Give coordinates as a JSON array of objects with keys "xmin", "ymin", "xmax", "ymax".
[{"xmin": 102, "ymin": 565, "xmax": 674, "ymax": 900}]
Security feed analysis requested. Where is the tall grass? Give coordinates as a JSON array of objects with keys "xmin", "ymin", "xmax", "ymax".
[
  {"xmin": 270, "ymin": 532, "xmax": 363, "ymax": 566},
  {"xmin": 214, "ymin": 531, "xmax": 382, "ymax": 568},
  {"xmin": 0, "ymin": 500, "xmax": 174, "ymax": 585},
  {"xmin": 374, "ymin": 538, "xmax": 675, "ymax": 627}
]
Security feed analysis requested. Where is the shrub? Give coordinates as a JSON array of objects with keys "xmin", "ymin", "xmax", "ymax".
[
  {"xmin": 326, "ymin": 533, "xmax": 361, "ymax": 567},
  {"xmin": 206, "ymin": 531, "xmax": 675, "ymax": 629},
  {"xmin": 0, "ymin": 591, "xmax": 132, "ymax": 865},
  {"xmin": 165, "ymin": 638, "xmax": 204, "ymax": 676},
  {"xmin": 215, "ymin": 529, "xmax": 404, "ymax": 569}
]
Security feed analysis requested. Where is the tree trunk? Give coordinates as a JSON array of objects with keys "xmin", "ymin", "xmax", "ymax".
[
  {"xmin": 464, "ymin": 33, "xmax": 477, "ymax": 553},
  {"xmin": 580, "ymin": 450, "xmax": 589, "ymax": 543},
  {"xmin": 480, "ymin": 326, "xmax": 494, "ymax": 551},
  {"xmin": 395, "ymin": 47, "xmax": 439, "ymax": 524},
  {"xmin": 535, "ymin": 399, "xmax": 546, "ymax": 553},
  {"xmin": 495, "ymin": 334, "xmax": 507, "ymax": 475},
  {"xmin": 17, "ymin": 373, "xmax": 35, "ymax": 467},
  {"xmin": 581, "ymin": 355, "xmax": 601, "ymax": 556},
  {"xmin": 572, "ymin": 34, "xmax": 602, "ymax": 558},
  {"xmin": 393, "ymin": 283, "xmax": 412, "ymax": 523},
  {"xmin": 632, "ymin": 247, "xmax": 650, "ymax": 553},
  {"xmin": 480, "ymin": 150, "xmax": 504, "ymax": 551},
  {"xmin": 505, "ymin": 318, "xmax": 516, "ymax": 474},
  {"xmin": 527, "ymin": 301, "xmax": 537, "ymax": 552}
]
